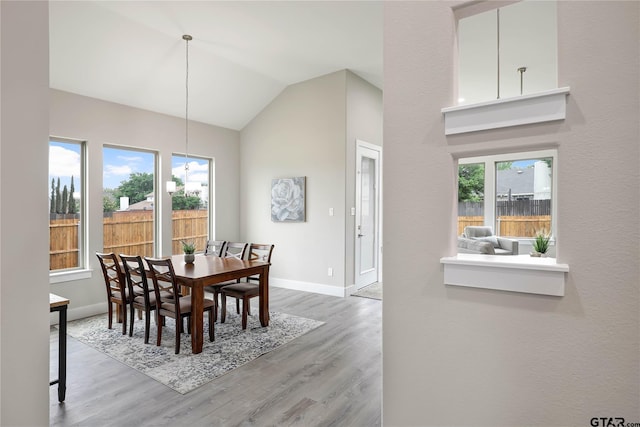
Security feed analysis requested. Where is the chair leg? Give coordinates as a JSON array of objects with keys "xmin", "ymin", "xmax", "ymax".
[
  {"xmin": 208, "ymin": 310, "xmax": 214, "ymax": 341},
  {"xmin": 213, "ymin": 288, "xmax": 219, "ymax": 305},
  {"xmin": 144, "ymin": 308, "xmax": 151, "ymax": 344},
  {"xmin": 213, "ymin": 290, "xmax": 219, "ymax": 322},
  {"xmin": 129, "ymin": 304, "xmax": 135, "ymax": 337},
  {"xmin": 121, "ymin": 303, "xmax": 127, "ymax": 335},
  {"xmin": 221, "ymin": 293, "xmax": 227, "ymax": 323},
  {"xmin": 247, "ymin": 299, "xmax": 251, "ymax": 316},
  {"xmin": 241, "ymin": 297, "xmax": 249, "ymax": 330},
  {"xmin": 175, "ymin": 318, "xmax": 181, "ymax": 354},
  {"xmin": 156, "ymin": 314, "xmax": 163, "ymax": 347},
  {"xmin": 108, "ymin": 302, "xmax": 113, "ymax": 330},
  {"xmin": 236, "ymin": 298, "xmax": 240, "ymax": 314}
]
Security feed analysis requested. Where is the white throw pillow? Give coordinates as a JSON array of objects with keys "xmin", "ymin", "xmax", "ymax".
[{"xmin": 473, "ymin": 235, "xmax": 500, "ymax": 248}]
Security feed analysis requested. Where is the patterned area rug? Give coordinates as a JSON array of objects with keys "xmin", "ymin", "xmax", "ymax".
[
  {"xmin": 351, "ymin": 282, "xmax": 382, "ymax": 300},
  {"xmin": 64, "ymin": 309, "xmax": 324, "ymax": 394}
]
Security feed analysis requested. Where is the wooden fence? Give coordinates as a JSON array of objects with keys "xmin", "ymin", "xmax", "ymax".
[
  {"xmin": 49, "ymin": 216, "xmax": 80, "ymax": 271},
  {"xmin": 458, "ymin": 215, "xmax": 551, "ymax": 238},
  {"xmin": 50, "ymin": 210, "xmax": 208, "ymax": 270},
  {"xmin": 459, "ymin": 199, "xmax": 551, "ymax": 216},
  {"xmin": 170, "ymin": 209, "xmax": 208, "ymax": 255}
]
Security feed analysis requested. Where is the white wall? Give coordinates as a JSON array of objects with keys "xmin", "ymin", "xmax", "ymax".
[
  {"xmin": 383, "ymin": 1, "xmax": 639, "ymax": 426},
  {"xmin": 240, "ymin": 70, "xmax": 382, "ymax": 295},
  {"xmin": 49, "ymin": 89, "xmax": 240, "ymax": 317},
  {"xmin": 240, "ymin": 71, "xmax": 347, "ymax": 294},
  {"xmin": 0, "ymin": 2, "xmax": 51, "ymax": 425}
]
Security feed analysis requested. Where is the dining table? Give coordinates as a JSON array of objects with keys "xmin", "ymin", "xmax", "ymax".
[{"xmin": 170, "ymin": 254, "xmax": 271, "ymax": 354}]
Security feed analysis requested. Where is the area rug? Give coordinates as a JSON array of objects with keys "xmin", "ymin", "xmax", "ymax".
[
  {"xmin": 63, "ymin": 309, "xmax": 324, "ymax": 394},
  {"xmin": 351, "ymin": 282, "xmax": 382, "ymax": 300}
]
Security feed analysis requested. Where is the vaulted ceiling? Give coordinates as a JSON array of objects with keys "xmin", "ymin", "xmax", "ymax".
[{"xmin": 49, "ymin": 1, "xmax": 383, "ymax": 130}]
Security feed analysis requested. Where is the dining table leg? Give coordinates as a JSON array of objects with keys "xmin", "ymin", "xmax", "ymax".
[
  {"xmin": 259, "ymin": 264, "xmax": 270, "ymax": 327},
  {"xmin": 190, "ymin": 284, "xmax": 204, "ymax": 354}
]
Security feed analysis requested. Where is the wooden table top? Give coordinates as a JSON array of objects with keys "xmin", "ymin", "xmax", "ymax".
[
  {"xmin": 50, "ymin": 293, "xmax": 70, "ymax": 309},
  {"xmin": 169, "ymin": 254, "xmax": 270, "ymax": 284}
]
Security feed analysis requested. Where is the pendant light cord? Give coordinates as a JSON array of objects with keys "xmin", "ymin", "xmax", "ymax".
[{"xmin": 183, "ymin": 35, "xmax": 192, "ymax": 186}]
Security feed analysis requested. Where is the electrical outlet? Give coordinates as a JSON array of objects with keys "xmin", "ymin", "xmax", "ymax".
[
  {"xmin": 351, "ymin": 207, "xmax": 356, "ymax": 216},
  {"xmin": 328, "ymin": 267, "xmax": 333, "ymax": 277}
]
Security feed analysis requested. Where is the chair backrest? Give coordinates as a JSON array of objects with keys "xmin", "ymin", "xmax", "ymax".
[
  {"xmin": 224, "ymin": 242, "xmax": 248, "ymax": 260},
  {"xmin": 248, "ymin": 243, "xmax": 274, "ymax": 263},
  {"xmin": 246, "ymin": 243, "xmax": 274, "ymax": 282},
  {"xmin": 120, "ymin": 254, "xmax": 151, "ymax": 307},
  {"xmin": 464, "ymin": 226, "xmax": 494, "ymax": 239},
  {"xmin": 204, "ymin": 240, "xmax": 226, "ymax": 256},
  {"xmin": 96, "ymin": 252, "xmax": 126, "ymax": 299},
  {"xmin": 144, "ymin": 257, "xmax": 181, "ymax": 316}
]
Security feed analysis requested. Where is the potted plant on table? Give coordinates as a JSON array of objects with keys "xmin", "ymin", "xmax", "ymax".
[
  {"xmin": 530, "ymin": 229, "xmax": 551, "ymax": 257},
  {"xmin": 182, "ymin": 241, "xmax": 196, "ymax": 264}
]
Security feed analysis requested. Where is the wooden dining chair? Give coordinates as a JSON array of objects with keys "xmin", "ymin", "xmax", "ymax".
[
  {"xmin": 120, "ymin": 254, "xmax": 157, "ymax": 344},
  {"xmin": 204, "ymin": 240, "xmax": 226, "ymax": 256},
  {"xmin": 144, "ymin": 257, "xmax": 215, "ymax": 354},
  {"xmin": 96, "ymin": 252, "xmax": 130, "ymax": 335},
  {"xmin": 223, "ymin": 242, "xmax": 248, "ymax": 260},
  {"xmin": 204, "ymin": 242, "xmax": 248, "ymax": 320},
  {"xmin": 221, "ymin": 243, "xmax": 274, "ymax": 330}
]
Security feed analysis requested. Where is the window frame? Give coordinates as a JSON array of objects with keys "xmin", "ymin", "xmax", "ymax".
[
  {"xmin": 102, "ymin": 144, "xmax": 159, "ymax": 258},
  {"xmin": 49, "ymin": 137, "xmax": 88, "ymax": 281},
  {"xmin": 170, "ymin": 153, "xmax": 213, "ymax": 255},
  {"xmin": 458, "ymin": 148, "xmax": 558, "ymax": 242}
]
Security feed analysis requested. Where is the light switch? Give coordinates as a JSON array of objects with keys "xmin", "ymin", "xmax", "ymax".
[
  {"xmin": 329, "ymin": 208, "xmax": 334, "ymax": 216},
  {"xmin": 351, "ymin": 207, "xmax": 356, "ymax": 216}
]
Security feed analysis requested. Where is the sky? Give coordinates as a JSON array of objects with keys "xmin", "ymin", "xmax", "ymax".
[
  {"xmin": 49, "ymin": 140, "xmax": 81, "ymax": 196},
  {"xmin": 511, "ymin": 160, "xmax": 536, "ymax": 169},
  {"xmin": 49, "ymin": 141, "xmax": 210, "ymax": 193}
]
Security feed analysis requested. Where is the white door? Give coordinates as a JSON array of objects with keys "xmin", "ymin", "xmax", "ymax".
[{"xmin": 355, "ymin": 142, "xmax": 381, "ymax": 289}]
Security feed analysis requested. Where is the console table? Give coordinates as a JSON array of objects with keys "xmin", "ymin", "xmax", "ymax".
[{"xmin": 50, "ymin": 293, "xmax": 69, "ymax": 402}]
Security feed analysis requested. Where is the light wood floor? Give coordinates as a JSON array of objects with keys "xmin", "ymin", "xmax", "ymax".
[{"xmin": 50, "ymin": 287, "xmax": 382, "ymax": 426}]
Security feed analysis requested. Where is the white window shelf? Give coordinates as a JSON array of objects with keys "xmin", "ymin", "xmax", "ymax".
[
  {"xmin": 440, "ymin": 254, "xmax": 569, "ymax": 296},
  {"xmin": 50, "ymin": 268, "xmax": 92, "ymax": 284},
  {"xmin": 442, "ymin": 87, "xmax": 570, "ymax": 135}
]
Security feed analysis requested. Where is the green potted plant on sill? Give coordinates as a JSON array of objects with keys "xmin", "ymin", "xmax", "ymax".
[
  {"xmin": 182, "ymin": 240, "xmax": 196, "ymax": 264},
  {"xmin": 530, "ymin": 229, "xmax": 551, "ymax": 257}
]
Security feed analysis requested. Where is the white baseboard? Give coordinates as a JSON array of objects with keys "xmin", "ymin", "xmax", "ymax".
[
  {"xmin": 50, "ymin": 302, "xmax": 106, "ymax": 326},
  {"xmin": 270, "ymin": 277, "xmax": 347, "ymax": 298}
]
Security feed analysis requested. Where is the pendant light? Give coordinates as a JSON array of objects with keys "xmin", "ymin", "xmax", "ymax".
[{"xmin": 167, "ymin": 34, "xmax": 200, "ymax": 197}]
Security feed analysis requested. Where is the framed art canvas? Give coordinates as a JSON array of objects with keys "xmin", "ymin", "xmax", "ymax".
[{"xmin": 271, "ymin": 177, "xmax": 305, "ymax": 222}]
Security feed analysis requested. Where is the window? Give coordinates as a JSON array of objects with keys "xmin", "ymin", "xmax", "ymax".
[
  {"xmin": 49, "ymin": 138, "xmax": 85, "ymax": 271},
  {"xmin": 458, "ymin": 149, "xmax": 556, "ymax": 242},
  {"xmin": 170, "ymin": 154, "xmax": 211, "ymax": 255},
  {"xmin": 457, "ymin": 162, "xmax": 485, "ymax": 236},
  {"xmin": 103, "ymin": 146, "xmax": 156, "ymax": 257},
  {"xmin": 457, "ymin": 0, "xmax": 557, "ymax": 105}
]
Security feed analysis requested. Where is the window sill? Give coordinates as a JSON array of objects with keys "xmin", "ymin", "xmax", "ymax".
[
  {"xmin": 50, "ymin": 268, "xmax": 92, "ymax": 284},
  {"xmin": 440, "ymin": 254, "xmax": 569, "ymax": 296},
  {"xmin": 441, "ymin": 87, "xmax": 570, "ymax": 135}
]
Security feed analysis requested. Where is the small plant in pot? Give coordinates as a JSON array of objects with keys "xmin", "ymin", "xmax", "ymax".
[
  {"xmin": 182, "ymin": 241, "xmax": 196, "ymax": 264},
  {"xmin": 531, "ymin": 230, "xmax": 551, "ymax": 257}
]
